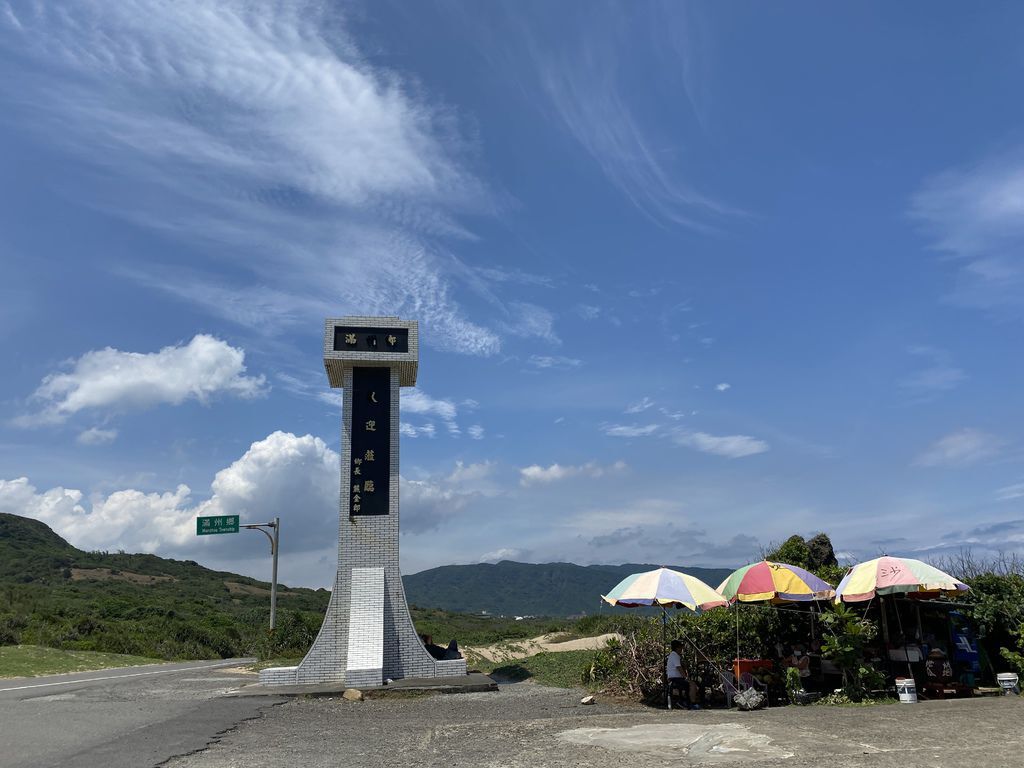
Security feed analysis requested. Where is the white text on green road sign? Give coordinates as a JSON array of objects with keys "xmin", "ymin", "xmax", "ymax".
[{"xmin": 196, "ymin": 515, "xmax": 239, "ymax": 535}]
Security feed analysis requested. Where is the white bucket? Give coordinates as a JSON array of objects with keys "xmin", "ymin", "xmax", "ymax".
[
  {"xmin": 996, "ymin": 673, "xmax": 1019, "ymax": 695},
  {"xmin": 895, "ymin": 677, "xmax": 917, "ymax": 704}
]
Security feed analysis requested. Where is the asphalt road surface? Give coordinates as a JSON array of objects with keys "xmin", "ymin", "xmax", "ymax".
[{"xmin": 0, "ymin": 659, "xmax": 283, "ymax": 768}]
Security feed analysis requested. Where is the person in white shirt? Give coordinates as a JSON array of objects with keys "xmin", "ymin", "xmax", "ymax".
[{"xmin": 666, "ymin": 639, "xmax": 698, "ymax": 709}]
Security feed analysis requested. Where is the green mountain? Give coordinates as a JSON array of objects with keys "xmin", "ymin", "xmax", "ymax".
[
  {"xmin": 403, "ymin": 561, "xmax": 734, "ymax": 617},
  {"xmin": 1, "ymin": 512, "xmax": 733, "ymax": 659},
  {"xmin": 0, "ymin": 512, "xmax": 330, "ymax": 659}
]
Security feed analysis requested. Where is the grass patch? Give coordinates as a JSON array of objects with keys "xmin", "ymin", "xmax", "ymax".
[
  {"xmin": 491, "ymin": 649, "xmax": 598, "ymax": 689},
  {"xmin": 0, "ymin": 644, "xmax": 158, "ymax": 678}
]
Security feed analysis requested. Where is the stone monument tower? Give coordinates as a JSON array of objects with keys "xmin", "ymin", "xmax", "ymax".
[{"xmin": 260, "ymin": 316, "xmax": 467, "ymax": 686}]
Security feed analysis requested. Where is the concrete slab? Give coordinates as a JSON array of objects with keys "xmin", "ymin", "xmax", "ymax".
[{"xmin": 230, "ymin": 672, "xmax": 497, "ymax": 698}]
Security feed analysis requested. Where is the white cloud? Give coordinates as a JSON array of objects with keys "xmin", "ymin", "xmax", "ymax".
[
  {"xmin": 715, "ymin": 383, "xmax": 731, "ymax": 392},
  {"xmin": 625, "ymin": 397, "xmax": 655, "ymax": 414},
  {"xmin": 528, "ymin": 355, "xmax": 582, "ymax": 370},
  {"xmin": 911, "ymin": 151, "xmax": 1024, "ymax": 315},
  {"xmin": 16, "ymin": 335, "xmax": 265, "ymax": 426},
  {"xmin": 1, "ymin": 432, "xmax": 338, "ymax": 557},
  {"xmin": 995, "ymin": 483, "xmax": 1024, "ymax": 502},
  {"xmin": 400, "ymin": 422, "xmax": 436, "ymax": 439},
  {"xmin": 603, "ymin": 424, "xmax": 660, "ymax": 438},
  {"xmin": 522, "ymin": 4, "xmax": 737, "ymax": 231},
  {"xmin": 576, "ymin": 304, "xmax": 601, "ymax": 321},
  {"xmin": 1, "ymin": 0, "xmax": 509, "ymax": 355},
  {"xmin": 915, "ymin": 428, "xmax": 1005, "ymax": 468},
  {"xmin": 77, "ymin": 427, "xmax": 118, "ymax": 446},
  {"xmin": 899, "ymin": 347, "xmax": 966, "ymax": 394},
  {"xmin": 478, "ymin": 547, "xmax": 524, "ymax": 563},
  {"xmin": 519, "ymin": 461, "xmax": 626, "ymax": 486},
  {"xmin": 504, "ymin": 302, "xmax": 560, "ymax": 344},
  {"xmin": 672, "ymin": 430, "xmax": 769, "ymax": 458},
  {"xmin": 402, "ymin": 388, "xmax": 458, "ymax": 423},
  {"xmin": 467, "ymin": 424, "xmax": 485, "ymax": 440}
]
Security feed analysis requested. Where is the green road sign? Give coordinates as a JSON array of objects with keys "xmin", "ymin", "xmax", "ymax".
[{"xmin": 196, "ymin": 515, "xmax": 239, "ymax": 535}]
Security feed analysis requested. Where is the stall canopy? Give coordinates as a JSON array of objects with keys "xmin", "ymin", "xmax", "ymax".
[
  {"xmin": 835, "ymin": 556, "xmax": 968, "ymax": 603},
  {"xmin": 717, "ymin": 560, "xmax": 835, "ymax": 603},
  {"xmin": 603, "ymin": 567, "xmax": 728, "ymax": 611}
]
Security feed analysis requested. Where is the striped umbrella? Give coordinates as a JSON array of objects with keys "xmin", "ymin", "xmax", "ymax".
[
  {"xmin": 602, "ymin": 567, "xmax": 728, "ymax": 611},
  {"xmin": 835, "ymin": 556, "xmax": 968, "ymax": 603},
  {"xmin": 717, "ymin": 560, "xmax": 835, "ymax": 603}
]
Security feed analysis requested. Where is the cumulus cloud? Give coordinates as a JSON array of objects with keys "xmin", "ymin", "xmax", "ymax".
[
  {"xmin": 16, "ymin": 335, "xmax": 265, "ymax": 426},
  {"xmin": 715, "ymin": 383, "xmax": 731, "ymax": 392},
  {"xmin": 467, "ymin": 424, "xmax": 485, "ymax": 440},
  {"xmin": 671, "ymin": 430, "xmax": 769, "ymax": 458},
  {"xmin": 915, "ymin": 428, "xmax": 1005, "ymax": 468},
  {"xmin": 0, "ymin": 432, "xmax": 338, "ymax": 558},
  {"xmin": 77, "ymin": 427, "xmax": 118, "ymax": 445},
  {"xmin": 2, "ymin": 432, "xmax": 495, "ymax": 583},
  {"xmin": 519, "ymin": 461, "xmax": 626, "ymax": 486}
]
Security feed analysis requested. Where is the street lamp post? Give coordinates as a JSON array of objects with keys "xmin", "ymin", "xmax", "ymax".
[{"xmin": 242, "ymin": 517, "xmax": 280, "ymax": 631}]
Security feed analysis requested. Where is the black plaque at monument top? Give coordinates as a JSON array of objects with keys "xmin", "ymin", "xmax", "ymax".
[
  {"xmin": 333, "ymin": 327, "xmax": 409, "ymax": 353},
  {"xmin": 349, "ymin": 367, "xmax": 391, "ymax": 516}
]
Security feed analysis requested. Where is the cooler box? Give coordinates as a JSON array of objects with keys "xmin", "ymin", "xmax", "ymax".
[{"xmin": 734, "ymin": 658, "xmax": 773, "ymax": 679}]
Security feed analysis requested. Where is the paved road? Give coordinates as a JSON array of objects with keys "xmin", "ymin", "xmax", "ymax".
[
  {"xmin": 168, "ymin": 681, "xmax": 1024, "ymax": 768},
  {"xmin": 0, "ymin": 659, "xmax": 284, "ymax": 768}
]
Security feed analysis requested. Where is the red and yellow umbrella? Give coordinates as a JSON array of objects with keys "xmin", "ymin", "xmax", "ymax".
[{"xmin": 717, "ymin": 560, "xmax": 835, "ymax": 603}]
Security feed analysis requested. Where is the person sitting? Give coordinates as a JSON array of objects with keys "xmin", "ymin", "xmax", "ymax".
[
  {"xmin": 922, "ymin": 648, "xmax": 971, "ymax": 699},
  {"xmin": 420, "ymin": 633, "xmax": 448, "ymax": 660},
  {"xmin": 783, "ymin": 644, "xmax": 812, "ymax": 682},
  {"xmin": 666, "ymin": 640, "xmax": 699, "ymax": 709}
]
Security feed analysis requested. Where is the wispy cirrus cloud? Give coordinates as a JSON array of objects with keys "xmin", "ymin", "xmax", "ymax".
[
  {"xmin": 915, "ymin": 428, "xmax": 1005, "ymax": 468},
  {"xmin": 602, "ymin": 419, "xmax": 769, "ymax": 458},
  {"xmin": 911, "ymin": 150, "xmax": 1024, "ymax": 317},
  {"xmin": 899, "ymin": 346, "xmax": 966, "ymax": 395},
  {"xmin": 15, "ymin": 335, "xmax": 265, "ymax": 427},
  {"xmin": 516, "ymin": 4, "xmax": 738, "ymax": 231},
  {"xmin": 0, "ymin": 0, "xmax": 548, "ymax": 355}
]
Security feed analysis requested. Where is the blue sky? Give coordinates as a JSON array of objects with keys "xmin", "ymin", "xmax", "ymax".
[{"xmin": 1, "ymin": 1, "xmax": 1023, "ymax": 589}]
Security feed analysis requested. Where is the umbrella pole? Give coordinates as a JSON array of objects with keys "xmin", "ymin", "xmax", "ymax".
[
  {"xmin": 735, "ymin": 601, "xmax": 740, "ymax": 676},
  {"xmin": 662, "ymin": 606, "xmax": 670, "ymax": 709}
]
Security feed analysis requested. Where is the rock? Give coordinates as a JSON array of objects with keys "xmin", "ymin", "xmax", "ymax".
[
  {"xmin": 580, "ymin": 695, "xmax": 596, "ymax": 705},
  {"xmin": 343, "ymin": 688, "xmax": 364, "ymax": 702}
]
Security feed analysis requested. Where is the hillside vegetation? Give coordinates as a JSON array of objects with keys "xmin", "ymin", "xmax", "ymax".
[
  {"xmin": 0, "ymin": 513, "xmax": 659, "ymax": 661},
  {"xmin": 0, "ymin": 513, "xmax": 329, "ymax": 660}
]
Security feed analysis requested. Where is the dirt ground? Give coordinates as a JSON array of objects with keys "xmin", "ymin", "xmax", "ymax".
[
  {"xmin": 169, "ymin": 679, "xmax": 1024, "ymax": 768},
  {"xmin": 465, "ymin": 632, "xmax": 621, "ymax": 663}
]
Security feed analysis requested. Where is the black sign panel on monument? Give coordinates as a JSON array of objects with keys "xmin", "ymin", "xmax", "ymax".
[
  {"xmin": 333, "ymin": 327, "xmax": 409, "ymax": 354},
  {"xmin": 349, "ymin": 367, "xmax": 391, "ymax": 516}
]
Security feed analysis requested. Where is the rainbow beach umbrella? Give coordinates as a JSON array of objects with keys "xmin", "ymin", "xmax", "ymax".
[
  {"xmin": 602, "ymin": 567, "xmax": 728, "ymax": 611},
  {"xmin": 835, "ymin": 556, "xmax": 968, "ymax": 603},
  {"xmin": 717, "ymin": 560, "xmax": 835, "ymax": 603}
]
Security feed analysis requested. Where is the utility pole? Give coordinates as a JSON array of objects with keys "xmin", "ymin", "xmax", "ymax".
[{"xmin": 242, "ymin": 517, "xmax": 280, "ymax": 631}]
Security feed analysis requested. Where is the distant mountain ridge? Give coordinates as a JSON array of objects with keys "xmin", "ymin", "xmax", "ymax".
[{"xmin": 402, "ymin": 560, "xmax": 734, "ymax": 617}]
